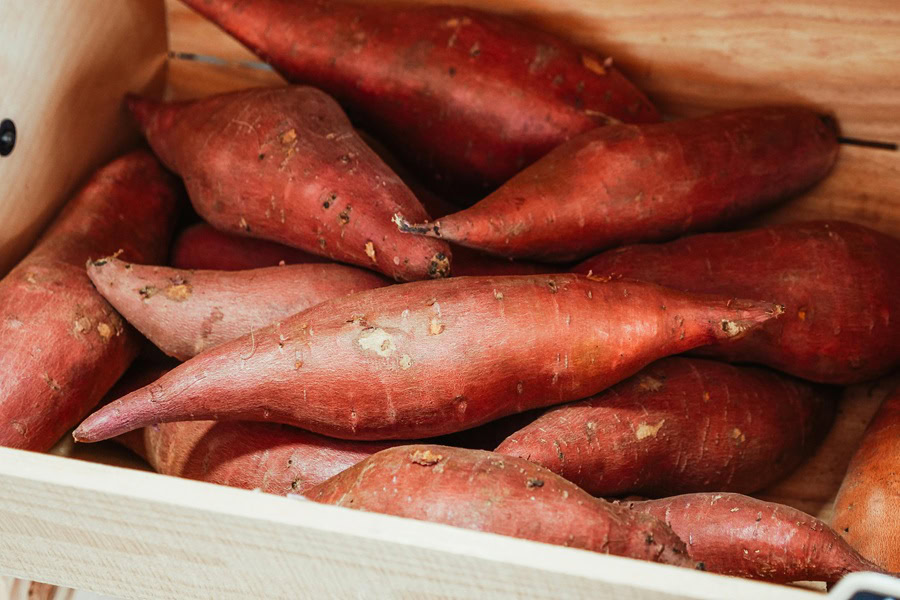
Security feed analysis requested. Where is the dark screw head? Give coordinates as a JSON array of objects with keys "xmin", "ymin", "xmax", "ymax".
[{"xmin": 0, "ymin": 120, "xmax": 15, "ymax": 156}]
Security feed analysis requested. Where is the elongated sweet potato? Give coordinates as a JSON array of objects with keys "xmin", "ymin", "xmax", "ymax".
[
  {"xmin": 171, "ymin": 223, "xmax": 323, "ymax": 271},
  {"xmin": 622, "ymin": 493, "xmax": 886, "ymax": 583},
  {"xmin": 832, "ymin": 385, "xmax": 900, "ymax": 571},
  {"xmin": 109, "ymin": 364, "xmax": 389, "ymax": 494},
  {"xmin": 306, "ymin": 445, "xmax": 694, "ymax": 567},
  {"xmin": 127, "ymin": 87, "xmax": 451, "ymax": 281},
  {"xmin": 573, "ymin": 221, "xmax": 900, "ymax": 384},
  {"xmin": 496, "ymin": 357, "xmax": 834, "ymax": 497},
  {"xmin": 0, "ymin": 151, "xmax": 179, "ymax": 450},
  {"xmin": 172, "ymin": 223, "xmax": 548, "ymax": 277},
  {"xmin": 86, "ymin": 256, "xmax": 389, "ymax": 360},
  {"xmin": 396, "ymin": 107, "xmax": 838, "ymax": 261},
  {"xmin": 179, "ymin": 0, "xmax": 659, "ymax": 193},
  {"xmin": 74, "ymin": 275, "xmax": 780, "ymax": 443}
]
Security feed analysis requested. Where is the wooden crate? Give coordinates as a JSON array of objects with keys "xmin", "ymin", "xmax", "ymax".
[{"xmin": 1, "ymin": 1, "xmax": 899, "ymax": 598}]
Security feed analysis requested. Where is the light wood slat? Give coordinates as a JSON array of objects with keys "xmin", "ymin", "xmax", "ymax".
[
  {"xmin": 0, "ymin": 448, "xmax": 819, "ymax": 600},
  {"xmin": 165, "ymin": 0, "xmax": 900, "ymax": 142},
  {"xmin": 0, "ymin": 0, "xmax": 168, "ymax": 275},
  {"xmin": 757, "ymin": 373, "xmax": 900, "ymax": 522}
]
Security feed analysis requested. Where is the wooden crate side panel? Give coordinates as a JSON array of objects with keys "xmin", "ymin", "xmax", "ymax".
[
  {"xmin": 165, "ymin": 0, "xmax": 900, "ymax": 142},
  {"xmin": 0, "ymin": 0, "xmax": 168, "ymax": 275},
  {"xmin": 0, "ymin": 449, "xmax": 817, "ymax": 600}
]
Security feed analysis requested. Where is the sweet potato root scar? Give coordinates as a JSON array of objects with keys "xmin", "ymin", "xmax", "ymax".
[
  {"xmin": 165, "ymin": 283, "xmax": 192, "ymax": 301},
  {"xmin": 429, "ymin": 318, "xmax": 444, "ymax": 335},
  {"xmin": 392, "ymin": 213, "xmax": 440, "ymax": 237},
  {"xmin": 357, "ymin": 328, "xmax": 396, "ymax": 357}
]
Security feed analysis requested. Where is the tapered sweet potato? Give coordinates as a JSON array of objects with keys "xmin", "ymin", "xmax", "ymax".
[
  {"xmin": 573, "ymin": 221, "xmax": 900, "ymax": 384},
  {"xmin": 171, "ymin": 223, "xmax": 323, "ymax": 271},
  {"xmin": 0, "ymin": 151, "xmax": 179, "ymax": 451},
  {"xmin": 496, "ymin": 357, "xmax": 835, "ymax": 497},
  {"xmin": 622, "ymin": 493, "xmax": 886, "ymax": 583},
  {"xmin": 397, "ymin": 107, "xmax": 838, "ymax": 261},
  {"xmin": 74, "ymin": 275, "xmax": 780, "ymax": 443},
  {"xmin": 172, "ymin": 223, "xmax": 548, "ymax": 277},
  {"xmin": 179, "ymin": 0, "xmax": 659, "ymax": 193},
  {"xmin": 127, "ymin": 87, "xmax": 451, "ymax": 281},
  {"xmin": 109, "ymin": 364, "xmax": 389, "ymax": 494},
  {"xmin": 832, "ymin": 385, "xmax": 900, "ymax": 571},
  {"xmin": 305, "ymin": 445, "xmax": 694, "ymax": 567},
  {"xmin": 86, "ymin": 256, "xmax": 389, "ymax": 361}
]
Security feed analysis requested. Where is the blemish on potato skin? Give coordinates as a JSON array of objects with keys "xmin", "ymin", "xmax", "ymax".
[
  {"xmin": 96, "ymin": 322, "xmax": 113, "ymax": 341},
  {"xmin": 429, "ymin": 318, "xmax": 445, "ymax": 335},
  {"xmin": 357, "ymin": 328, "xmax": 396, "ymax": 357},
  {"xmin": 364, "ymin": 241, "xmax": 377, "ymax": 263},
  {"xmin": 10, "ymin": 421, "xmax": 26, "ymax": 436},
  {"xmin": 42, "ymin": 373, "xmax": 61, "ymax": 393},
  {"xmin": 526, "ymin": 477, "xmax": 544, "ymax": 488},
  {"xmin": 635, "ymin": 420, "xmax": 665, "ymax": 440},
  {"xmin": 165, "ymin": 283, "xmax": 192, "ymax": 302},
  {"xmin": 409, "ymin": 449, "xmax": 442, "ymax": 466}
]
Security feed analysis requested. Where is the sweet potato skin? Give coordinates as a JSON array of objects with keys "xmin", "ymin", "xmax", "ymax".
[
  {"xmin": 127, "ymin": 87, "xmax": 450, "ymax": 281},
  {"xmin": 306, "ymin": 445, "xmax": 694, "ymax": 567},
  {"xmin": 574, "ymin": 221, "xmax": 900, "ymax": 384},
  {"xmin": 171, "ymin": 223, "xmax": 323, "ymax": 271},
  {"xmin": 623, "ymin": 493, "xmax": 885, "ymax": 583},
  {"xmin": 74, "ymin": 275, "xmax": 779, "ymax": 443},
  {"xmin": 832, "ymin": 386, "xmax": 900, "ymax": 571},
  {"xmin": 179, "ymin": 0, "xmax": 659, "ymax": 193},
  {"xmin": 0, "ymin": 151, "xmax": 179, "ymax": 450},
  {"xmin": 496, "ymin": 357, "xmax": 834, "ymax": 497},
  {"xmin": 404, "ymin": 107, "xmax": 838, "ymax": 261},
  {"xmin": 110, "ymin": 364, "xmax": 388, "ymax": 494},
  {"xmin": 173, "ymin": 223, "xmax": 548, "ymax": 277},
  {"xmin": 86, "ymin": 257, "xmax": 389, "ymax": 361}
]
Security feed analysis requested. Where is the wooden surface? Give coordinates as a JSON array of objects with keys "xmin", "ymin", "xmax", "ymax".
[
  {"xmin": 0, "ymin": 448, "xmax": 822, "ymax": 600},
  {"xmin": 164, "ymin": 0, "xmax": 900, "ymax": 240},
  {"xmin": 0, "ymin": 0, "xmax": 168, "ymax": 276}
]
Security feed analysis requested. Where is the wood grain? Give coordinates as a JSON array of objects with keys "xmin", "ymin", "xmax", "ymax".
[
  {"xmin": 0, "ymin": 0, "xmax": 168, "ymax": 276},
  {"xmin": 165, "ymin": 0, "xmax": 900, "ymax": 142},
  {"xmin": 0, "ymin": 448, "xmax": 820, "ymax": 600}
]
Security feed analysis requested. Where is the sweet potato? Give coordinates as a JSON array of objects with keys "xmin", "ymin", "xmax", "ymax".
[
  {"xmin": 86, "ymin": 256, "xmax": 389, "ymax": 361},
  {"xmin": 832, "ymin": 385, "xmax": 900, "ymax": 571},
  {"xmin": 126, "ymin": 87, "xmax": 451, "ymax": 281},
  {"xmin": 305, "ymin": 445, "xmax": 694, "ymax": 567},
  {"xmin": 179, "ymin": 0, "xmax": 659, "ymax": 193},
  {"xmin": 622, "ymin": 493, "xmax": 886, "ymax": 583},
  {"xmin": 74, "ymin": 274, "xmax": 780, "ymax": 443},
  {"xmin": 396, "ymin": 107, "xmax": 838, "ymax": 261},
  {"xmin": 573, "ymin": 221, "xmax": 900, "ymax": 384},
  {"xmin": 496, "ymin": 357, "xmax": 834, "ymax": 497},
  {"xmin": 0, "ymin": 151, "xmax": 179, "ymax": 451},
  {"xmin": 108, "ymin": 363, "xmax": 389, "ymax": 494},
  {"xmin": 172, "ymin": 223, "xmax": 548, "ymax": 277},
  {"xmin": 171, "ymin": 223, "xmax": 323, "ymax": 271}
]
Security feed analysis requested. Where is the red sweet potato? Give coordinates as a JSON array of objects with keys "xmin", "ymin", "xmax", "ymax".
[
  {"xmin": 573, "ymin": 221, "xmax": 900, "ymax": 384},
  {"xmin": 172, "ymin": 223, "xmax": 548, "ymax": 277},
  {"xmin": 74, "ymin": 275, "xmax": 780, "ymax": 443},
  {"xmin": 305, "ymin": 445, "xmax": 694, "ymax": 567},
  {"xmin": 86, "ymin": 256, "xmax": 389, "ymax": 361},
  {"xmin": 171, "ymin": 223, "xmax": 323, "ymax": 271},
  {"xmin": 0, "ymin": 151, "xmax": 179, "ymax": 450},
  {"xmin": 179, "ymin": 0, "xmax": 659, "ymax": 193},
  {"xmin": 622, "ymin": 493, "xmax": 886, "ymax": 583},
  {"xmin": 832, "ymin": 385, "xmax": 900, "ymax": 571},
  {"xmin": 397, "ymin": 106, "xmax": 838, "ymax": 261},
  {"xmin": 109, "ymin": 363, "xmax": 389, "ymax": 494},
  {"xmin": 127, "ymin": 87, "xmax": 451, "ymax": 281},
  {"xmin": 496, "ymin": 357, "xmax": 835, "ymax": 497}
]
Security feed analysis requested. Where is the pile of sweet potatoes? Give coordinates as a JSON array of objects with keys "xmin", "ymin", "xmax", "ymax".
[{"xmin": 4, "ymin": 0, "xmax": 898, "ymax": 589}]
